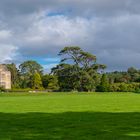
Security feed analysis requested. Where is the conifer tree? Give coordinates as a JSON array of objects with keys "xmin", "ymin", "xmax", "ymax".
[{"xmin": 32, "ymin": 72, "xmax": 43, "ymax": 89}]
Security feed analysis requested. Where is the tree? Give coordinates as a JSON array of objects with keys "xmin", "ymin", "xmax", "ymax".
[
  {"xmin": 127, "ymin": 67, "xmax": 138, "ymax": 74},
  {"xmin": 52, "ymin": 64, "xmax": 79, "ymax": 91},
  {"xmin": 96, "ymin": 74, "xmax": 109, "ymax": 92},
  {"xmin": 42, "ymin": 74, "xmax": 59, "ymax": 90},
  {"xmin": 127, "ymin": 67, "xmax": 139, "ymax": 82},
  {"xmin": 6, "ymin": 63, "xmax": 20, "ymax": 88},
  {"xmin": 19, "ymin": 60, "xmax": 43, "ymax": 88},
  {"xmin": 59, "ymin": 46, "xmax": 97, "ymax": 69},
  {"xmin": 52, "ymin": 46, "xmax": 106, "ymax": 91},
  {"xmin": 19, "ymin": 60, "xmax": 43, "ymax": 75},
  {"xmin": 31, "ymin": 72, "xmax": 43, "ymax": 89}
]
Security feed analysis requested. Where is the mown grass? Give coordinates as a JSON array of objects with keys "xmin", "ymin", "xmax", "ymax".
[{"xmin": 0, "ymin": 92, "xmax": 140, "ymax": 139}]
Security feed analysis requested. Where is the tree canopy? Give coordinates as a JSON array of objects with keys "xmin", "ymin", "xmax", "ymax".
[
  {"xmin": 52, "ymin": 46, "xmax": 106, "ymax": 91},
  {"xmin": 3, "ymin": 46, "xmax": 140, "ymax": 93}
]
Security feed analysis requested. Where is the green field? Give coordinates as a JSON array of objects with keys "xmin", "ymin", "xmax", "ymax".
[{"xmin": 0, "ymin": 93, "xmax": 140, "ymax": 139}]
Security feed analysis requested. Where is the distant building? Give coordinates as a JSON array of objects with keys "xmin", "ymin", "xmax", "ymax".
[{"xmin": 0, "ymin": 65, "xmax": 11, "ymax": 89}]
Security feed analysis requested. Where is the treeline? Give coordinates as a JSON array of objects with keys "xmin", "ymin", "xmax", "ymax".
[
  {"xmin": 4, "ymin": 46, "xmax": 140, "ymax": 92},
  {"xmin": 6, "ymin": 61, "xmax": 59, "ymax": 91}
]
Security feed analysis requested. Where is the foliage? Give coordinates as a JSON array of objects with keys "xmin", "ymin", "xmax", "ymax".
[
  {"xmin": 42, "ymin": 74, "xmax": 59, "ymax": 90},
  {"xmin": 8, "ymin": 88, "xmax": 32, "ymax": 92},
  {"xmin": 19, "ymin": 60, "xmax": 43, "ymax": 89},
  {"xmin": 3, "ymin": 47, "xmax": 140, "ymax": 92},
  {"xmin": 109, "ymin": 83, "xmax": 140, "ymax": 92},
  {"xmin": 31, "ymin": 72, "xmax": 43, "ymax": 89},
  {"xmin": 107, "ymin": 67, "xmax": 140, "ymax": 84},
  {"xmin": 0, "ymin": 86, "xmax": 6, "ymax": 92},
  {"xmin": 96, "ymin": 74, "xmax": 109, "ymax": 92},
  {"xmin": 52, "ymin": 46, "xmax": 106, "ymax": 91},
  {"xmin": 19, "ymin": 60, "xmax": 43, "ymax": 75},
  {"xmin": 6, "ymin": 63, "xmax": 20, "ymax": 88}
]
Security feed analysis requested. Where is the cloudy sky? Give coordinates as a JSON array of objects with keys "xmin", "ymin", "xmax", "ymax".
[{"xmin": 0, "ymin": 0, "xmax": 140, "ymax": 72}]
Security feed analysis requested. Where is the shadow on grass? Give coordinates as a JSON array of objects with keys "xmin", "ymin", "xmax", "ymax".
[{"xmin": 0, "ymin": 112, "xmax": 140, "ymax": 140}]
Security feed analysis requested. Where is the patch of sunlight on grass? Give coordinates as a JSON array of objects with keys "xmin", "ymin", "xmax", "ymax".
[{"xmin": 126, "ymin": 132, "xmax": 140, "ymax": 136}]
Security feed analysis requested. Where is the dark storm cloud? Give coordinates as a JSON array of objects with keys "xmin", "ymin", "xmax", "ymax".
[{"xmin": 0, "ymin": 0, "xmax": 140, "ymax": 70}]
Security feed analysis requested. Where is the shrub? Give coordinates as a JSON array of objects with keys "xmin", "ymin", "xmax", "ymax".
[
  {"xmin": 109, "ymin": 83, "xmax": 140, "ymax": 92},
  {"xmin": 0, "ymin": 86, "xmax": 6, "ymax": 92}
]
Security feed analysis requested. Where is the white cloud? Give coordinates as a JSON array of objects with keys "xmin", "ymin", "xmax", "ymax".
[
  {"xmin": 16, "ymin": 13, "xmax": 94, "ymax": 56},
  {"xmin": 0, "ymin": 30, "xmax": 12, "ymax": 40},
  {"xmin": 0, "ymin": 44, "xmax": 18, "ymax": 63},
  {"xmin": 0, "ymin": 0, "xmax": 140, "ymax": 71},
  {"xmin": 43, "ymin": 63, "xmax": 58, "ymax": 73}
]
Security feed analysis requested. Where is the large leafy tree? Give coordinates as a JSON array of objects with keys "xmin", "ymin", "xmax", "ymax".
[
  {"xmin": 19, "ymin": 60, "xmax": 43, "ymax": 88},
  {"xmin": 52, "ymin": 46, "xmax": 106, "ymax": 91},
  {"xmin": 19, "ymin": 60, "xmax": 43, "ymax": 75},
  {"xmin": 52, "ymin": 64, "xmax": 80, "ymax": 91}
]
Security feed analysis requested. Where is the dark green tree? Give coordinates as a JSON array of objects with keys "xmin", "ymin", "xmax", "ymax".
[
  {"xmin": 42, "ymin": 74, "xmax": 59, "ymax": 90},
  {"xmin": 52, "ymin": 46, "xmax": 106, "ymax": 91},
  {"xmin": 96, "ymin": 74, "xmax": 109, "ymax": 92}
]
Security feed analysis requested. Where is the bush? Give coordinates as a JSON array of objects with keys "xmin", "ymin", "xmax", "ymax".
[
  {"xmin": 96, "ymin": 74, "xmax": 110, "ymax": 92},
  {"xmin": 0, "ymin": 86, "xmax": 6, "ymax": 92},
  {"xmin": 109, "ymin": 83, "xmax": 140, "ymax": 92},
  {"xmin": 8, "ymin": 88, "xmax": 32, "ymax": 92},
  {"xmin": 135, "ymin": 88, "xmax": 140, "ymax": 93}
]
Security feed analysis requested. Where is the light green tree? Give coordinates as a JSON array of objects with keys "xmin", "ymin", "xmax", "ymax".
[
  {"xmin": 32, "ymin": 72, "xmax": 43, "ymax": 89},
  {"xmin": 19, "ymin": 60, "xmax": 43, "ymax": 88}
]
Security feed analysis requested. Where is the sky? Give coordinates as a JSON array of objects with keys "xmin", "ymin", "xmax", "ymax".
[{"xmin": 0, "ymin": 0, "xmax": 140, "ymax": 72}]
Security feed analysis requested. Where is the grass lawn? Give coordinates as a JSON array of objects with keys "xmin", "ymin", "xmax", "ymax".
[{"xmin": 0, "ymin": 92, "xmax": 140, "ymax": 139}]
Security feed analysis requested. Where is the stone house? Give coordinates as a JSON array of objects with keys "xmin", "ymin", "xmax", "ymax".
[{"xmin": 0, "ymin": 65, "xmax": 11, "ymax": 89}]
